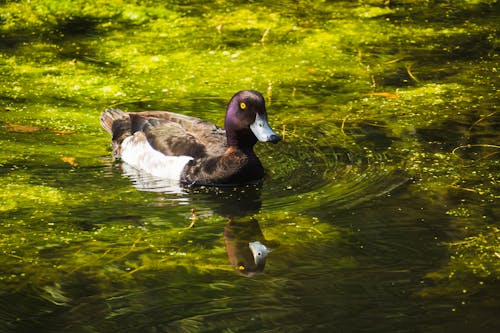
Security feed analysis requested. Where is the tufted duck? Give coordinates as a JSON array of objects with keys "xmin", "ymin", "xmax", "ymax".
[{"xmin": 100, "ymin": 90, "xmax": 281, "ymax": 186}]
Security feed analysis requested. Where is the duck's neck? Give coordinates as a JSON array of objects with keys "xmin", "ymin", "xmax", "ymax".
[
  {"xmin": 226, "ymin": 129, "xmax": 257, "ymax": 152},
  {"xmin": 226, "ymin": 145, "xmax": 256, "ymax": 156}
]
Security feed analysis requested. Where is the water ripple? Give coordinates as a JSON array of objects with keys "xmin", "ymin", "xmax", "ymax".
[{"xmin": 260, "ymin": 142, "xmax": 409, "ymax": 212}]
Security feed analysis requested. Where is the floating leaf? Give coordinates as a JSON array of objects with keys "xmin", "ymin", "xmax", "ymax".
[
  {"xmin": 5, "ymin": 124, "xmax": 42, "ymax": 133},
  {"xmin": 61, "ymin": 157, "xmax": 78, "ymax": 167},
  {"xmin": 366, "ymin": 92, "xmax": 400, "ymax": 99}
]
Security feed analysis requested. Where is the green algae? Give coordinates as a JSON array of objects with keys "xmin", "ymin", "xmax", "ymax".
[{"xmin": 0, "ymin": 0, "xmax": 499, "ymax": 330}]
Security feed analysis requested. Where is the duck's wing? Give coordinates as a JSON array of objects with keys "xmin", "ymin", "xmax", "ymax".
[{"xmin": 128, "ymin": 111, "xmax": 227, "ymax": 158}]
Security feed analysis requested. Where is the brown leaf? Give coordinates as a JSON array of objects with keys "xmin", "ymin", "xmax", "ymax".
[
  {"xmin": 366, "ymin": 92, "xmax": 400, "ymax": 99},
  {"xmin": 5, "ymin": 124, "xmax": 42, "ymax": 133},
  {"xmin": 61, "ymin": 157, "xmax": 78, "ymax": 167}
]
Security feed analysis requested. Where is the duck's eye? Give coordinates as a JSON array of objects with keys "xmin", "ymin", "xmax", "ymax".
[{"xmin": 240, "ymin": 102, "xmax": 246, "ymax": 110}]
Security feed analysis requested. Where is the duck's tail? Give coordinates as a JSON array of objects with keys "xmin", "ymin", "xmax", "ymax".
[
  {"xmin": 100, "ymin": 108, "xmax": 132, "ymax": 159},
  {"xmin": 100, "ymin": 108, "xmax": 128, "ymax": 136}
]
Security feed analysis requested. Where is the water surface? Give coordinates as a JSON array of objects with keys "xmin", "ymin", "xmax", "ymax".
[{"xmin": 1, "ymin": 1, "xmax": 499, "ymax": 332}]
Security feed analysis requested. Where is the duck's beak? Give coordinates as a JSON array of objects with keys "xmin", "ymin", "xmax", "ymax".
[{"xmin": 250, "ymin": 113, "xmax": 281, "ymax": 144}]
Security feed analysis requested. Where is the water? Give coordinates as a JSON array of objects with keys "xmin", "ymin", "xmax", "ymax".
[{"xmin": 1, "ymin": 1, "xmax": 499, "ymax": 332}]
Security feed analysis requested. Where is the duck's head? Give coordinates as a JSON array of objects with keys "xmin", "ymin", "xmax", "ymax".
[{"xmin": 225, "ymin": 90, "xmax": 281, "ymax": 148}]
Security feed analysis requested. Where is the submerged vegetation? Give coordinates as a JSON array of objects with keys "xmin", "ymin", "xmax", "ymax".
[{"xmin": 0, "ymin": 0, "xmax": 498, "ymax": 331}]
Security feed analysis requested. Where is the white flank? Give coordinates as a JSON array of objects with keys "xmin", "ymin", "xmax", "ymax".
[{"xmin": 121, "ymin": 134, "xmax": 193, "ymax": 180}]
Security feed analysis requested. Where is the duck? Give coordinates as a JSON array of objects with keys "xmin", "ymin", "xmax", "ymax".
[{"xmin": 100, "ymin": 90, "xmax": 281, "ymax": 186}]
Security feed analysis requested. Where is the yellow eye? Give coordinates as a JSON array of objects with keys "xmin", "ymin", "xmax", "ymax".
[{"xmin": 240, "ymin": 102, "xmax": 246, "ymax": 110}]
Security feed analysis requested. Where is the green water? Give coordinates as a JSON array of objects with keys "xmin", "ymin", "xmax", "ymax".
[{"xmin": 1, "ymin": 0, "xmax": 498, "ymax": 332}]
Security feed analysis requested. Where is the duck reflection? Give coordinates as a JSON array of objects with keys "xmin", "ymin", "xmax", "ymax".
[
  {"xmin": 224, "ymin": 218, "xmax": 278, "ymax": 276},
  {"xmin": 121, "ymin": 163, "xmax": 187, "ymax": 194},
  {"xmin": 120, "ymin": 163, "xmax": 278, "ymax": 275}
]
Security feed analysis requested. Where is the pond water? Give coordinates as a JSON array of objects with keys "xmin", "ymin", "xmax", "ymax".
[{"xmin": 1, "ymin": 1, "xmax": 499, "ymax": 332}]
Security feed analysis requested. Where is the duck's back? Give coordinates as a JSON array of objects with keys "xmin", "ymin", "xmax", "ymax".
[{"xmin": 101, "ymin": 109, "xmax": 228, "ymax": 159}]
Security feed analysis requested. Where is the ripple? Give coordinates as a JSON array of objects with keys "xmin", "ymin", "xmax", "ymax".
[{"xmin": 260, "ymin": 141, "xmax": 409, "ymax": 212}]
